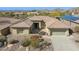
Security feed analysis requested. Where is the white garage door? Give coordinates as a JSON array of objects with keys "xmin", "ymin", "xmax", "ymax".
[{"xmin": 52, "ymin": 29, "xmax": 66, "ymax": 36}]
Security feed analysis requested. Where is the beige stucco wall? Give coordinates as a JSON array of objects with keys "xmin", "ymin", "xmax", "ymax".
[
  {"xmin": 41, "ymin": 21, "xmax": 46, "ymax": 29},
  {"xmin": 10, "ymin": 28, "xmax": 29, "ymax": 35},
  {"xmin": 23, "ymin": 29, "xmax": 29, "ymax": 35},
  {"xmin": 10, "ymin": 28, "xmax": 17, "ymax": 35},
  {"xmin": 65, "ymin": 30, "xmax": 69, "ymax": 36}
]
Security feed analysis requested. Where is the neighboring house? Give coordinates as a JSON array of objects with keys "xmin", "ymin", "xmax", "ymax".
[
  {"xmin": 0, "ymin": 17, "xmax": 21, "ymax": 36},
  {"xmin": 27, "ymin": 12, "xmax": 39, "ymax": 15},
  {"xmin": 10, "ymin": 16, "xmax": 70, "ymax": 36},
  {"xmin": 13, "ymin": 11, "xmax": 24, "ymax": 17},
  {"xmin": 70, "ymin": 9, "xmax": 79, "ymax": 17},
  {"xmin": 60, "ymin": 15, "xmax": 79, "ymax": 32}
]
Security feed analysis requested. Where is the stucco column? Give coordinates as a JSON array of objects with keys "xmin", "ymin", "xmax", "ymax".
[
  {"xmin": 0, "ymin": 31, "xmax": 2, "ymax": 35},
  {"xmin": 65, "ymin": 30, "xmax": 69, "ymax": 36},
  {"xmin": 39, "ymin": 22, "xmax": 41, "ymax": 29}
]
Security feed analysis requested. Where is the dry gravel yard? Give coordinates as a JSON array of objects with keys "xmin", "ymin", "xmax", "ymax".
[
  {"xmin": 0, "ymin": 43, "xmax": 53, "ymax": 51},
  {"xmin": 1, "ymin": 34, "xmax": 79, "ymax": 51},
  {"xmin": 0, "ymin": 35, "xmax": 53, "ymax": 51}
]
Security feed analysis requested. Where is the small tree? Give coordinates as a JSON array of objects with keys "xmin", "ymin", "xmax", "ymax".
[
  {"xmin": 31, "ymin": 39, "xmax": 40, "ymax": 48},
  {"xmin": 21, "ymin": 39, "xmax": 31, "ymax": 47},
  {"xmin": 0, "ymin": 35, "xmax": 7, "ymax": 42}
]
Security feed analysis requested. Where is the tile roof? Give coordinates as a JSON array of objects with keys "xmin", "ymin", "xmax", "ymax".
[
  {"xmin": 0, "ymin": 24, "xmax": 10, "ymax": 30},
  {"xmin": 28, "ymin": 16, "xmax": 57, "ymax": 27},
  {"xmin": 0, "ymin": 17, "xmax": 21, "ymax": 24},
  {"xmin": 0, "ymin": 17, "xmax": 22, "ymax": 30},
  {"xmin": 10, "ymin": 16, "xmax": 70, "ymax": 29},
  {"xmin": 48, "ymin": 20, "xmax": 70, "ymax": 29},
  {"xmin": 60, "ymin": 20, "xmax": 71, "ymax": 26},
  {"xmin": 11, "ymin": 19, "xmax": 33, "ymax": 28},
  {"xmin": 28, "ymin": 16, "xmax": 43, "ymax": 21},
  {"xmin": 37, "ymin": 16, "xmax": 70, "ymax": 29}
]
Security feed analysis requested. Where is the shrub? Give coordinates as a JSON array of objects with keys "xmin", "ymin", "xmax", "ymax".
[
  {"xmin": 43, "ymin": 41, "xmax": 48, "ymax": 45},
  {"xmin": 31, "ymin": 39, "xmax": 40, "ymax": 48},
  {"xmin": 0, "ymin": 35, "xmax": 7, "ymax": 42},
  {"xmin": 21, "ymin": 39, "xmax": 31, "ymax": 47},
  {"xmin": 10, "ymin": 40, "xmax": 19, "ymax": 44},
  {"xmin": 74, "ymin": 26, "xmax": 79, "ymax": 33},
  {"xmin": 0, "ymin": 42, "xmax": 4, "ymax": 47},
  {"xmin": 39, "ymin": 38, "xmax": 44, "ymax": 42},
  {"xmin": 39, "ymin": 31, "xmax": 47, "ymax": 35},
  {"xmin": 0, "ymin": 35, "xmax": 7, "ymax": 47},
  {"xmin": 39, "ymin": 41, "xmax": 51, "ymax": 48},
  {"xmin": 46, "ymin": 42, "xmax": 51, "ymax": 46}
]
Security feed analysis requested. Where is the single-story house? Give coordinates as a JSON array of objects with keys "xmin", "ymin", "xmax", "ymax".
[
  {"xmin": 10, "ymin": 16, "xmax": 70, "ymax": 36},
  {"xmin": 0, "ymin": 17, "xmax": 21, "ymax": 36}
]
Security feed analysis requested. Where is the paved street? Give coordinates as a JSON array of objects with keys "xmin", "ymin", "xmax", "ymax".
[{"xmin": 51, "ymin": 36, "xmax": 79, "ymax": 51}]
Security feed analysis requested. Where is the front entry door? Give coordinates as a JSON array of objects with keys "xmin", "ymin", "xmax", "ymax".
[
  {"xmin": 31, "ymin": 23, "xmax": 40, "ymax": 33},
  {"xmin": 33, "ymin": 23, "xmax": 39, "ymax": 29}
]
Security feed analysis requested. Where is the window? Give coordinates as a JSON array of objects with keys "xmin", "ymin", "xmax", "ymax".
[{"xmin": 17, "ymin": 29, "xmax": 23, "ymax": 34}]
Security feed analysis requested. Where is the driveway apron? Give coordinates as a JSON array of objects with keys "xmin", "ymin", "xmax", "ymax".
[{"xmin": 51, "ymin": 36, "xmax": 79, "ymax": 51}]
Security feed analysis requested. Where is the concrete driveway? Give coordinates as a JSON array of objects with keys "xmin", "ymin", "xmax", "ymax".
[{"xmin": 51, "ymin": 35, "xmax": 79, "ymax": 51}]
